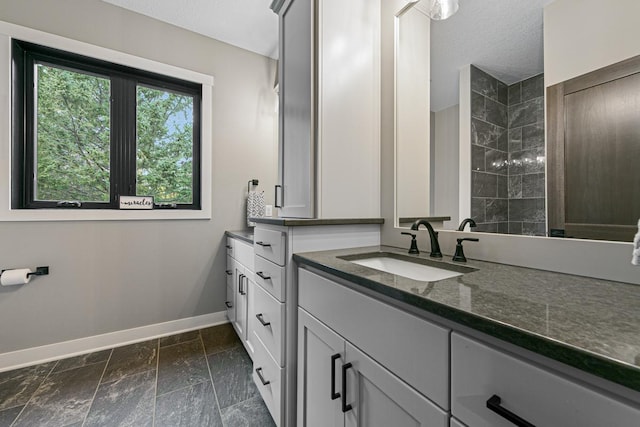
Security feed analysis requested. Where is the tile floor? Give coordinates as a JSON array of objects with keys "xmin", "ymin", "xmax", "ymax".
[{"xmin": 0, "ymin": 324, "xmax": 275, "ymax": 427}]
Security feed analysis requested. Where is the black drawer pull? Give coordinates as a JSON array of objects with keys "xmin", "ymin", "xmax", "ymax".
[
  {"xmin": 487, "ymin": 395, "xmax": 535, "ymax": 427},
  {"xmin": 274, "ymin": 184, "xmax": 282, "ymax": 208},
  {"xmin": 225, "ymin": 270, "xmax": 232, "ymax": 276},
  {"xmin": 238, "ymin": 274, "xmax": 246, "ymax": 295},
  {"xmin": 256, "ymin": 313, "xmax": 271, "ymax": 327},
  {"xmin": 256, "ymin": 241, "xmax": 272, "ymax": 247},
  {"xmin": 331, "ymin": 353, "xmax": 341, "ymax": 400},
  {"xmin": 225, "ymin": 301, "xmax": 232, "ymax": 308},
  {"xmin": 226, "ymin": 245, "xmax": 233, "ymax": 249},
  {"xmin": 256, "ymin": 367, "xmax": 270, "ymax": 385},
  {"xmin": 256, "ymin": 271, "xmax": 271, "ymax": 280},
  {"xmin": 341, "ymin": 362, "xmax": 353, "ymax": 413}
]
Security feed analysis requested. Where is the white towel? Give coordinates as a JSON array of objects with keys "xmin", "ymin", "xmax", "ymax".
[
  {"xmin": 247, "ymin": 190, "xmax": 265, "ymax": 227},
  {"xmin": 632, "ymin": 219, "xmax": 640, "ymax": 265}
]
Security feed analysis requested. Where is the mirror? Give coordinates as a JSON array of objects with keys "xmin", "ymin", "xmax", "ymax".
[{"xmin": 394, "ymin": 0, "xmax": 640, "ymax": 242}]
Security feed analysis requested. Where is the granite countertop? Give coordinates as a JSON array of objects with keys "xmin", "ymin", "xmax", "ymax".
[
  {"xmin": 249, "ymin": 217, "xmax": 384, "ymax": 226},
  {"xmin": 293, "ymin": 245, "xmax": 640, "ymax": 392},
  {"xmin": 225, "ymin": 230, "xmax": 254, "ymax": 244}
]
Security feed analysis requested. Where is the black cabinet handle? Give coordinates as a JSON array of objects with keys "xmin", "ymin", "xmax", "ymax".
[
  {"xmin": 486, "ymin": 395, "xmax": 535, "ymax": 427},
  {"xmin": 256, "ymin": 271, "xmax": 271, "ymax": 280},
  {"xmin": 331, "ymin": 353, "xmax": 341, "ymax": 400},
  {"xmin": 226, "ymin": 245, "xmax": 233, "ymax": 249},
  {"xmin": 225, "ymin": 270, "xmax": 232, "ymax": 276},
  {"xmin": 256, "ymin": 241, "xmax": 272, "ymax": 247},
  {"xmin": 256, "ymin": 313, "xmax": 271, "ymax": 327},
  {"xmin": 256, "ymin": 367, "xmax": 270, "ymax": 385},
  {"xmin": 238, "ymin": 274, "xmax": 246, "ymax": 295},
  {"xmin": 275, "ymin": 185, "xmax": 282, "ymax": 208},
  {"xmin": 225, "ymin": 301, "xmax": 232, "ymax": 308},
  {"xmin": 341, "ymin": 362, "xmax": 353, "ymax": 413}
]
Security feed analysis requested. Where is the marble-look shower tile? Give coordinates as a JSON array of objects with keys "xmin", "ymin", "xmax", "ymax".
[
  {"xmin": 485, "ymin": 150, "xmax": 508, "ymax": 174},
  {"xmin": 523, "ymin": 97, "xmax": 544, "ymax": 126},
  {"xmin": 0, "ymin": 362, "xmax": 55, "ymax": 410},
  {"xmin": 509, "ymin": 149, "xmax": 544, "ymax": 175},
  {"xmin": 201, "ymin": 323, "xmax": 241, "ymax": 355},
  {"xmin": 486, "ymin": 199, "xmax": 508, "ymax": 222},
  {"xmin": 157, "ymin": 339, "xmax": 209, "ymax": 396},
  {"xmin": 53, "ymin": 349, "xmax": 112, "ymax": 373},
  {"xmin": 522, "ymin": 173, "xmax": 545, "ymax": 198},
  {"xmin": 471, "ymin": 92, "xmax": 486, "ymax": 120},
  {"xmin": 0, "ymin": 405, "xmax": 23, "ymax": 427},
  {"xmin": 498, "ymin": 175, "xmax": 508, "ymax": 199},
  {"xmin": 471, "ymin": 66, "xmax": 498, "ymax": 100},
  {"xmin": 508, "ymin": 175, "xmax": 523, "ymax": 199},
  {"xmin": 155, "ymin": 381, "xmax": 222, "ymax": 427},
  {"xmin": 471, "ymin": 119, "xmax": 500, "ymax": 148},
  {"xmin": 221, "ymin": 396, "xmax": 275, "ymax": 427},
  {"xmin": 522, "ymin": 123, "xmax": 545, "ymax": 149},
  {"xmin": 101, "ymin": 340, "xmax": 158, "ymax": 384},
  {"xmin": 471, "ymin": 198, "xmax": 486, "ymax": 223},
  {"xmin": 498, "ymin": 81, "xmax": 508, "ymax": 105},
  {"xmin": 508, "ymin": 102, "xmax": 525, "ymax": 128},
  {"xmin": 509, "ymin": 199, "xmax": 546, "ymax": 223},
  {"xmin": 485, "ymin": 98, "xmax": 508, "ymax": 128},
  {"xmin": 84, "ymin": 369, "xmax": 155, "ymax": 427},
  {"xmin": 523, "ymin": 222, "xmax": 546, "ymax": 236},
  {"xmin": 472, "ymin": 171, "xmax": 498, "ymax": 198},
  {"xmin": 522, "ymin": 74, "xmax": 544, "ymax": 102},
  {"xmin": 509, "ymin": 222, "xmax": 523, "ymax": 235},
  {"xmin": 208, "ymin": 346, "xmax": 258, "ymax": 409},
  {"xmin": 497, "ymin": 128, "xmax": 508, "ymax": 152},
  {"xmin": 160, "ymin": 330, "xmax": 200, "ymax": 348},
  {"xmin": 471, "ymin": 144, "xmax": 485, "ymax": 171},
  {"xmin": 497, "ymin": 222, "xmax": 509, "ymax": 234},
  {"xmin": 12, "ymin": 362, "xmax": 106, "ymax": 427},
  {"xmin": 474, "ymin": 223, "xmax": 498, "ymax": 233},
  {"xmin": 508, "ymin": 128, "xmax": 522, "ymax": 152},
  {"xmin": 508, "ymin": 82, "xmax": 521, "ymax": 105}
]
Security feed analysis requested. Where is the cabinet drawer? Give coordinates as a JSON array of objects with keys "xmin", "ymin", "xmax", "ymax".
[
  {"xmin": 451, "ymin": 333, "xmax": 640, "ymax": 427},
  {"xmin": 253, "ymin": 332, "xmax": 284, "ymax": 427},
  {"xmin": 253, "ymin": 283, "xmax": 285, "ymax": 366},
  {"xmin": 299, "ymin": 268, "xmax": 450, "ymax": 410},
  {"xmin": 254, "ymin": 256, "xmax": 286, "ymax": 302},
  {"xmin": 234, "ymin": 239, "xmax": 254, "ymax": 271},
  {"xmin": 254, "ymin": 228, "xmax": 286, "ymax": 266}
]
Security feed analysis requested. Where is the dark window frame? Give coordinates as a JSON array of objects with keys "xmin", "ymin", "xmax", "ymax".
[{"xmin": 12, "ymin": 39, "xmax": 202, "ymax": 210}]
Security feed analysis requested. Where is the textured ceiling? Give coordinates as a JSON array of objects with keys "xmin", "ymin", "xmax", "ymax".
[{"xmin": 101, "ymin": 0, "xmax": 278, "ymax": 59}]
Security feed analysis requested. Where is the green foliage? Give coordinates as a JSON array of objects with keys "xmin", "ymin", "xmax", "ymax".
[{"xmin": 35, "ymin": 64, "xmax": 195, "ymax": 204}]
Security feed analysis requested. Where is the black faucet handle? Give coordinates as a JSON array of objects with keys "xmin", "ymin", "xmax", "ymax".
[
  {"xmin": 401, "ymin": 232, "xmax": 420, "ymax": 254},
  {"xmin": 453, "ymin": 238, "xmax": 478, "ymax": 262},
  {"xmin": 457, "ymin": 237, "xmax": 479, "ymax": 243}
]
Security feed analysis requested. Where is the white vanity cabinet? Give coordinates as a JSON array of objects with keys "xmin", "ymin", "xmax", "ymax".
[
  {"xmin": 297, "ymin": 268, "xmax": 449, "ymax": 427},
  {"xmin": 225, "ymin": 236, "xmax": 256, "ymax": 358}
]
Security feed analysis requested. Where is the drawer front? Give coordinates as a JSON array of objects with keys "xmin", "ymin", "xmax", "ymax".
[
  {"xmin": 253, "ymin": 332, "xmax": 284, "ymax": 427},
  {"xmin": 299, "ymin": 268, "xmax": 450, "ymax": 410},
  {"xmin": 451, "ymin": 333, "xmax": 640, "ymax": 427},
  {"xmin": 254, "ymin": 256, "xmax": 286, "ymax": 302},
  {"xmin": 254, "ymin": 228, "xmax": 286, "ymax": 266},
  {"xmin": 234, "ymin": 239, "xmax": 255, "ymax": 272},
  {"xmin": 253, "ymin": 283, "xmax": 285, "ymax": 366}
]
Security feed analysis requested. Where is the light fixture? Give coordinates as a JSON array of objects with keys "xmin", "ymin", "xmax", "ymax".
[{"xmin": 426, "ymin": 0, "xmax": 459, "ymax": 21}]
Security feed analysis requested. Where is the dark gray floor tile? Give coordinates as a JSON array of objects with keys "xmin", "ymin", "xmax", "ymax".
[
  {"xmin": 155, "ymin": 381, "xmax": 222, "ymax": 427},
  {"xmin": 0, "ymin": 362, "xmax": 55, "ymax": 410},
  {"xmin": 208, "ymin": 346, "xmax": 258, "ymax": 409},
  {"xmin": 157, "ymin": 339, "xmax": 209, "ymax": 396},
  {"xmin": 201, "ymin": 323, "xmax": 241, "ymax": 355},
  {"xmin": 83, "ymin": 369, "xmax": 155, "ymax": 427},
  {"xmin": 53, "ymin": 349, "xmax": 112, "ymax": 373},
  {"xmin": 221, "ymin": 396, "xmax": 275, "ymax": 427},
  {"xmin": 102, "ymin": 340, "xmax": 158, "ymax": 384},
  {"xmin": 12, "ymin": 362, "xmax": 106, "ymax": 427},
  {"xmin": 0, "ymin": 405, "xmax": 23, "ymax": 427},
  {"xmin": 160, "ymin": 330, "xmax": 200, "ymax": 347}
]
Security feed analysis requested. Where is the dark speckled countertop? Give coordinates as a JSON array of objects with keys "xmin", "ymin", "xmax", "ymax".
[{"xmin": 293, "ymin": 245, "xmax": 640, "ymax": 392}]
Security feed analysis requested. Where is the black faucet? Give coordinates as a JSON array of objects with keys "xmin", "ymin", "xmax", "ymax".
[
  {"xmin": 410, "ymin": 219, "xmax": 442, "ymax": 258},
  {"xmin": 457, "ymin": 218, "xmax": 477, "ymax": 231}
]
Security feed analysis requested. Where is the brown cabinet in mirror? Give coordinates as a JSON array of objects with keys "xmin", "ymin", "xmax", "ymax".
[{"xmin": 547, "ymin": 55, "xmax": 640, "ymax": 242}]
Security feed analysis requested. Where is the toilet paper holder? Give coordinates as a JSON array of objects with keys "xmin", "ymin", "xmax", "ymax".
[{"xmin": 1, "ymin": 266, "xmax": 49, "ymax": 277}]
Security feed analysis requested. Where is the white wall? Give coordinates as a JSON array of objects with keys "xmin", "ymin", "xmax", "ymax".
[
  {"xmin": 544, "ymin": 0, "xmax": 640, "ymax": 86},
  {"xmin": 433, "ymin": 104, "xmax": 459, "ymax": 229},
  {"xmin": 0, "ymin": 0, "xmax": 278, "ymax": 353}
]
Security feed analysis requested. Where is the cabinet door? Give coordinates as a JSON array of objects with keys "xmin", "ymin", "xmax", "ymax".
[
  {"xmin": 297, "ymin": 308, "xmax": 345, "ymax": 427},
  {"xmin": 225, "ymin": 255, "xmax": 236, "ymax": 323},
  {"xmin": 343, "ymin": 342, "xmax": 448, "ymax": 427},
  {"xmin": 277, "ymin": 0, "xmax": 315, "ymax": 218}
]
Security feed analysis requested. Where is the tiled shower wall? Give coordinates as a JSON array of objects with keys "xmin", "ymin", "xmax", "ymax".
[{"xmin": 470, "ymin": 65, "xmax": 546, "ymax": 235}]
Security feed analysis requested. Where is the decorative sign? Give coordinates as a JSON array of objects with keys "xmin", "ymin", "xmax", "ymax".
[{"xmin": 119, "ymin": 195, "xmax": 154, "ymax": 210}]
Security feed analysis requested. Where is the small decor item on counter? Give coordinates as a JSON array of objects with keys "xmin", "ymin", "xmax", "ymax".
[
  {"xmin": 247, "ymin": 179, "xmax": 265, "ymax": 227},
  {"xmin": 632, "ymin": 219, "xmax": 640, "ymax": 266}
]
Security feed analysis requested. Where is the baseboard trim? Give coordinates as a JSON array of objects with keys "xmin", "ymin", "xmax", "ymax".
[{"xmin": 0, "ymin": 311, "xmax": 229, "ymax": 372}]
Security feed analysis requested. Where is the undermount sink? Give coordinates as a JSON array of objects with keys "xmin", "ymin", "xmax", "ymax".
[{"xmin": 340, "ymin": 252, "xmax": 476, "ymax": 282}]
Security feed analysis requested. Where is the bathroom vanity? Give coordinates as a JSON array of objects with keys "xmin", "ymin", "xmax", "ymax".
[{"xmin": 294, "ymin": 246, "xmax": 640, "ymax": 427}]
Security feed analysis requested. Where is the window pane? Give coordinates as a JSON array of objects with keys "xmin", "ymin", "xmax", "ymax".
[
  {"xmin": 136, "ymin": 86, "xmax": 194, "ymax": 204},
  {"xmin": 34, "ymin": 63, "xmax": 111, "ymax": 202}
]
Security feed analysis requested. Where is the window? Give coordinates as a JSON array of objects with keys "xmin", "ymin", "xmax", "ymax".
[{"xmin": 12, "ymin": 40, "xmax": 202, "ymax": 210}]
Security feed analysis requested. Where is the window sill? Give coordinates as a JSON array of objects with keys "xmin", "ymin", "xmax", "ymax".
[{"xmin": 0, "ymin": 208, "xmax": 211, "ymax": 222}]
